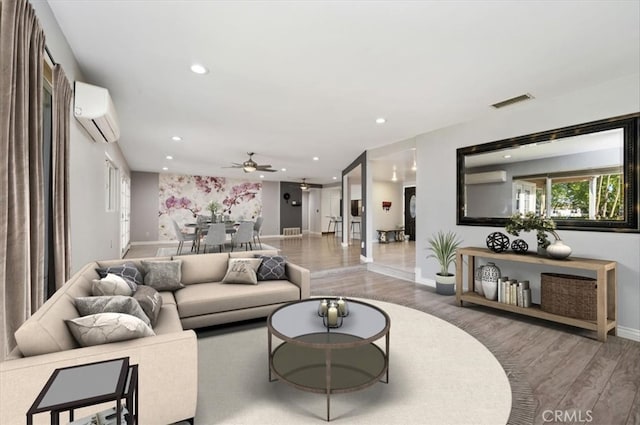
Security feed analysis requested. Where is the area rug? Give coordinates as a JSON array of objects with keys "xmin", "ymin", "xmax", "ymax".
[
  {"xmin": 186, "ymin": 298, "xmax": 511, "ymax": 424},
  {"xmin": 156, "ymin": 243, "xmax": 279, "ymax": 257}
]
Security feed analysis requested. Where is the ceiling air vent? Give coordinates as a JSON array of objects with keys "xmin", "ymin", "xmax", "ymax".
[{"xmin": 491, "ymin": 93, "xmax": 534, "ymax": 109}]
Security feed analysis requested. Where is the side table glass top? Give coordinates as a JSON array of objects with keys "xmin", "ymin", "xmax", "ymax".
[
  {"xmin": 269, "ymin": 298, "xmax": 389, "ymax": 342},
  {"xmin": 33, "ymin": 358, "xmax": 129, "ymax": 411}
]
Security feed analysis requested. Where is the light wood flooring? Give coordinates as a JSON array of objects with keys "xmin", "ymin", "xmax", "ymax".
[{"xmin": 126, "ymin": 235, "xmax": 639, "ymax": 425}]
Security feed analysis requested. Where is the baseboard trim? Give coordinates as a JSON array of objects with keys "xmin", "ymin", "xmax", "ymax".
[
  {"xmin": 130, "ymin": 240, "xmax": 177, "ymax": 246},
  {"xmin": 616, "ymin": 325, "xmax": 640, "ymax": 342}
]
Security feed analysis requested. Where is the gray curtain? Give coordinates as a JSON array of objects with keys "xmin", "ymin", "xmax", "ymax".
[
  {"xmin": 52, "ymin": 65, "xmax": 72, "ymax": 289},
  {"xmin": 0, "ymin": 0, "xmax": 46, "ymax": 359}
]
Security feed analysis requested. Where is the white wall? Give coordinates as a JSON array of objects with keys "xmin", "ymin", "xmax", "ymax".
[
  {"xmin": 32, "ymin": 1, "xmax": 130, "ymax": 273},
  {"xmin": 320, "ymin": 186, "xmax": 341, "ymax": 232},
  {"xmin": 260, "ymin": 181, "xmax": 280, "ymax": 236},
  {"xmin": 307, "ymin": 189, "xmax": 323, "ymax": 234},
  {"xmin": 416, "ymin": 73, "xmax": 640, "ymax": 335},
  {"xmin": 371, "ymin": 181, "xmax": 404, "ymax": 240}
]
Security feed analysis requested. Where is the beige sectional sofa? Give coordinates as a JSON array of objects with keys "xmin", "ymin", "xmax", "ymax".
[{"xmin": 0, "ymin": 249, "xmax": 310, "ymax": 425}]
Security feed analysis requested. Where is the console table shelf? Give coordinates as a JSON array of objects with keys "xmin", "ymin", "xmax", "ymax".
[{"xmin": 455, "ymin": 247, "xmax": 617, "ymax": 342}]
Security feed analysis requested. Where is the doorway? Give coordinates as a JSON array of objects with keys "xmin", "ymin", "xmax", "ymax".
[{"xmin": 404, "ymin": 186, "xmax": 416, "ymax": 241}]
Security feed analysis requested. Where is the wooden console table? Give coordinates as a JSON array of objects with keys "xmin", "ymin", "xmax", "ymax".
[{"xmin": 455, "ymin": 247, "xmax": 617, "ymax": 342}]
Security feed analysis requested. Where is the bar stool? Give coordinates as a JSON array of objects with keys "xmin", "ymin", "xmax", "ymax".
[
  {"xmin": 350, "ymin": 217, "xmax": 361, "ymax": 239},
  {"xmin": 334, "ymin": 217, "xmax": 343, "ymax": 238}
]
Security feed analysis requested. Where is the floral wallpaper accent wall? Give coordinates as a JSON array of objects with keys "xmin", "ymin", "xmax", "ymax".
[{"xmin": 159, "ymin": 174, "xmax": 262, "ymax": 240}]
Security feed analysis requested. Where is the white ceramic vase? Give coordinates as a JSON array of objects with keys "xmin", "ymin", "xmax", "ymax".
[
  {"xmin": 481, "ymin": 262, "xmax": 501, "ymax": 301},
  {"xmin": 474, "ymin": 266, "xmax": 485, "ymax": 296},
  {"xmin": 546, "ymin": 240, "xmax": 572, "ymax": 259}
]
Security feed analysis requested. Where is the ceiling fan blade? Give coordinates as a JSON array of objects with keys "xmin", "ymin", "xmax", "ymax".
[
  {"xmin": 255, "ymin": 165, "xmax": 273, "ymax": 170},
  {"xmin": 222, "ymin": 164, "xmax": 243, "ymax": 169},
  {"xmin": 259, "ymin": 168, "xmax": 278, "ymax": 172}
]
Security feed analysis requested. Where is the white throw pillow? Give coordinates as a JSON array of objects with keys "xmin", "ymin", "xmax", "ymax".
[
  {"xmin": 65, "ymin": 312, "xmax": 155, "ymax": 347},
  {"xmin": 92, "ymin": 273, "xmax": 134, "ymax": 296}
]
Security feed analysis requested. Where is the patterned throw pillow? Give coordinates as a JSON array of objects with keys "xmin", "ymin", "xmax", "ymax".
[
  {"xmin": 256, "ymin": 255, "xmax": 287, "ymax": 281},
  {"xmin": 65, "ymin": 312, "xmax": 155, "ymax": 347},
  {"xmin": 133, "ymin": 285, "xmax": 163, "ymax": 327},
  {"xmin": 74, "ymin": 295, "xmax": 150, "ymax": 326},
  {"xmin": 222, "ymin": 258, "xmax": 263, "ymax": 285},
  {"xmin": 91, "ymin": 274, "xmax": 134, "ymax": 296},
  {"xmin": 95, "ymin": 263, "xmax": 143, "ymax": 290},
  {"xmin": 140, "ymin": 259, "xmax": 184, "ymax": 291}
]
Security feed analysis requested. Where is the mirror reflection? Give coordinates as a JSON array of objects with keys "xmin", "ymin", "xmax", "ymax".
[
  {"xmin": 457, "ymin": 113, "xmax": 639, "ymax": 232},
  {"xmin": 464, "ymin": 128, "xmax": 624, "ymax": 221}
]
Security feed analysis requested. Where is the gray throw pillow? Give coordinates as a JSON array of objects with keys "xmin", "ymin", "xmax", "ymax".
[
  {"xmin": 91, "ymin": 274, "xmax": 134, "ymax": 296},
  {"xmin": 74, "ymin": 295, "xmax": 150, "ymax": 326},
  {"xmin": 222, "ymin": 258, "xmax": 263, "ymax": 285},
  {"xmin": 95, "ymin": 262, "xmax": 143, "ymax": 290},
  {"xmin": 133, "ymin": 285, "xmax": 163, "ymax": 327},
  {"xmin": 65, "ymin": 313, "xmax": 155, "ymax": 347},
  {"xmin": 140, "ymin": 259, "xmax": 184, "ymax": 291},
  {"xmin": 256, "ymin": 255, "xmax": 287, "ymax": 281}
]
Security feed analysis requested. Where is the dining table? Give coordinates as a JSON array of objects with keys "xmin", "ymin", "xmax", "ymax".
[{"xmin": 185, "ymin": 221, "xmax": 239, "ymax": 253}]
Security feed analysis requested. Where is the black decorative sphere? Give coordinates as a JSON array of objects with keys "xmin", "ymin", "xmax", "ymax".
[
  {"xmin": 486, "ymin": 232, "xmax": 510, "ymax": 253},
  {"xmin": 511, "ymin": 238, "xmax": 529, "ymax": 254}
]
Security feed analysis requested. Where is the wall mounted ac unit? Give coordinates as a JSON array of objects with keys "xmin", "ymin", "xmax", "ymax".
[
  {"xmin": 73, "ymin": 81, "xmax": 120, "ymax": 143},
  {"xmin": 465, "ymin": 170, "xmax": 507, "ymax": 185}
]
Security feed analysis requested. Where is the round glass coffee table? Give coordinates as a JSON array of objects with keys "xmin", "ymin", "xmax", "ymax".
[{"xmin": 267, "ymin": 298, "xmax": 390, "ymax": 421}]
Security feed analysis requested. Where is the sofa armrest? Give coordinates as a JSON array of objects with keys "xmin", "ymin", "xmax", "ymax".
[
  {"xmin": 286, "ymin": 262, "xmax": 310, "ymax": 299},
  {"xmin": 0, "ymin": 330, "xmax": 197, "ymax": 425}
]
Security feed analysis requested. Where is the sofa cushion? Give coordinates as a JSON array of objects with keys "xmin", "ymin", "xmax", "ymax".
[
  {"xmin": 222, "ymin": 258, "xmax": 263, "ymax": 285},
  {"xmin": 95, "ymin": 262, "xmax": 143, "ymax": 289},
  {"xmin": 74, "ymin": 295, "xmax": 150, "ymax": 326},
  {"xmin": 174, "ymin": 253, "xmax": 229, "ymax": 285},
  {"xmin": 92, "ymin": 274, "xmax": 134, "ymax": 296},
  {"xmin": 256, "ymin": 255, "xmax": 287, "ymax": 281},
  {"xmin": 133, "ymin": 286, "xmax": 163, "ymax": 326},
  {"xmin": 175, "ymin": 280, "xmax": 300, "ymax": 319},
  {"xmin": 141, "ymin": 259, "xmax": 184, "ymax": 291},
  {"xmin": 65, "ymin": 312, "xmax": 155, "ymax": 347}
]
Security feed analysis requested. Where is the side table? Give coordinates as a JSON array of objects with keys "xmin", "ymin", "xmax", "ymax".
[{"xmin": 26, "ymin": 357, "xmax": 138, "ymax": 425}]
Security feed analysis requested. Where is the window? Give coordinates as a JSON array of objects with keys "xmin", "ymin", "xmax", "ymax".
[
  {"xmin": 514, "ymin": 167, "xmax": 624, "ymax": 221},
  {"xmin": 105, "ymin": 157, "xmax": 118, "ymax": 212}
]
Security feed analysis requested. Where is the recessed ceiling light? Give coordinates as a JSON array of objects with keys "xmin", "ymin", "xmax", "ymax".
[
  {"xmin": 171, "ymin": 136, "xmax": 182, "ymax": 141},
  {"xmin": 281, "ymin": 168, "xmax": 287, "ymax": 172},
  {"xmin": 376, "ymin": 117, "xmax": 386, "ymax": 124},
  {"xmin": 333, "ymin": 176, "xmax": 337, "ymax": 180},
  {"xmin": 504, "ymin": 154, "xmax": 512, "ymax": 159},
  {"xmin": 259, "ymin": 174, "xmax": 265, "ymax": 179},
  {"xmin": 190, "ymin": 63, "xmax": 209, "ymax": 74},
  {"xmin": 166, "ymin": 155, "xmax": 173, "ymax": 160},
  {"xmin": 313, "ymin": 157, "xmax": 319, "ymax": 161},
  {"xmin": 162, "ymin": 167, "xmax": 168, "ymax": 171}
]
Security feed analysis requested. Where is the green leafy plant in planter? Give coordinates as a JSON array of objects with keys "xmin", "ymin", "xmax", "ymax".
[
  {"xmin": 427, "ymin": 231, "xmax": 462, "ymax": 295},
  {"xmin": 505, "ymin": 212, "xmax": 559, "ymax": 249},
  {"xmin": 207, "ymin": 201, "xmax": 222, "ymax": 220}
]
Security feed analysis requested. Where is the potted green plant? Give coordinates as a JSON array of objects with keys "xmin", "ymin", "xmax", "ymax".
[
  {"xmin": 207, "ymin": 200, "xmax": 221, "ymax": 220},
  {"xmin": 427, "ymin": 231, "xmax": 462, "ymax": 295},
  {"xmin": 505, "ymin": 212, "xmax": 572, "ymax": 259}
]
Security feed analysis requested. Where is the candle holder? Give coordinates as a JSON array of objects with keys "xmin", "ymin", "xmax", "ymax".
[{"xmin": 318, "ymin": 298, "xmax": 349, "ymax": 328}]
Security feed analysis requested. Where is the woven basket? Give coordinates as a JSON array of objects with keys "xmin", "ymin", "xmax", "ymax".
[{"xmin": 540, "ymin": 273, "xmax": 597, "ymax": 321}]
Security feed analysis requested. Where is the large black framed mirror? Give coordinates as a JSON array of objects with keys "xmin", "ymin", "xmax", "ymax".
[{"xmin": 457, "ymin": 113, "xmax": 639, "ymax": 232}]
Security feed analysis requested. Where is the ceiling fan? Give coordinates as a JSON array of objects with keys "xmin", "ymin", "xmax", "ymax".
[
  {"xmin": 300, "ymin": 178, "xmax": 310, "ymax": 191},
  {"xmin": 225, "ymin": 152, "xmax": 277, "ymax": 173}
]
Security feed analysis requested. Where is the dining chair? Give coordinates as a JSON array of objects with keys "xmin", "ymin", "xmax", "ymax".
[
  {"xmin": 172, "ymin": 219, "xmax": 197, "ymax": 255},
  {"xmin": 202, "ymin": 223, "xmax": 227, "ymax": 253},
  {"xmin": 253, "ymin": 217, "xmax": 264, "ymax": 249},
  {"xmin": 232, "ymin": 221, "xmax": 254, "ymax": 251}
]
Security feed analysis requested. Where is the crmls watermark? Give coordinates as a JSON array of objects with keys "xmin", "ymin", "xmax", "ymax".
[{"xmin": 542, "ymin": 409, "xmax": 593, "ymax": 423}]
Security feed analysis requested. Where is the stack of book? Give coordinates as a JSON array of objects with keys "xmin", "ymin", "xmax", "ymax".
[
  {"xmin": 497, "ymin": 277, "xmax": 532, "ymax": 308},
  {"xmin": 69, "ymin": 407, "xmax": 129, "ymax": 425}
]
